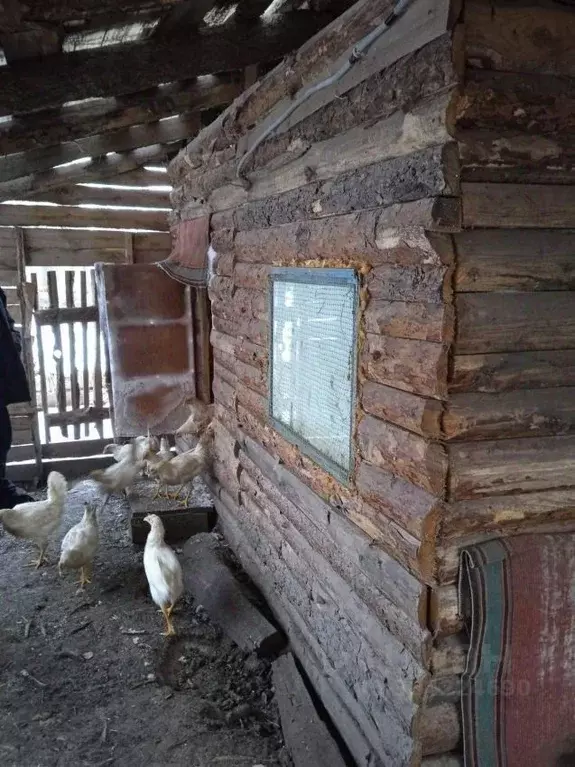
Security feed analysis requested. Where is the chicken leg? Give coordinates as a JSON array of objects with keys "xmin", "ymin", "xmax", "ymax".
[
  {"xmin": 76, "ymin": 564, "xmax": 92, "ymax": 589},
  {"xmin": 26, "ymin": 543, "xmax": 48, "ymax": 569},
  {"xmin": 161, "ymin": 604, "xmax": 176, "ymax": 636}
]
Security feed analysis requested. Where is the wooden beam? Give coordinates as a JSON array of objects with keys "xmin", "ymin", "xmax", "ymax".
[
  {"xmin": 16, "ymin": 0, "xmax": 183, "ymax": 24},
  {"xmin": 0, "ymin": 11, "xmax": 341, "ymax": 114},
  {"xmin": 462, "ymin": 183, "xmax": 575, "ymax": 229},
  {"xmin": 35, "ymin": 306, "xmax": 99, "ymax": 325},
  {"xmin": 0, "ymin": 143, "xmax": 174, "ymax": 201},
  {"xmin": 31, "ymin": 185, "xmax": 170, "ymax": 208},
  {"xmin": 154, "ymin": 0, "xmax": 216, "ymax": 37},
  {"xmin": 0, "ymin": 113, "xmax": 201, "ymax": 182},
  {"xmin": 0, "ymin": 77, "xmax": 242, "ymax": 156},
  {"xmin": 0, "ymin": 202, "xmax": 169, "ymax": 230}
]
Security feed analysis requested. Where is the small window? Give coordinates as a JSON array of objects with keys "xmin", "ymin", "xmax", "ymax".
[{"xmin": 269, "ymin": 268, "xmax": 358, "ymax": 483}]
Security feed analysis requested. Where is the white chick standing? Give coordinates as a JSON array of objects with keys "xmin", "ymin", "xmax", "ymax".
[
  {"xmin": 58, "ymin": 501, "xmax": 99, "ymax": 588},
  {"xmin": 90, "ymin": 441, "xmax": 145, "ymax": 504},
  {"xmin": 143, "ymin": 514, "xmax": 184, "ymax": 636},
  {"xmin": 0, "ymin": 471, "xmax": 67, "ymax": 568}
]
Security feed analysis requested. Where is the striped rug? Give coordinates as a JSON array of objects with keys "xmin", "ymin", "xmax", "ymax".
[{"xmin": 459, "ymin": 534, "xmax": 575, "ymax": 767}]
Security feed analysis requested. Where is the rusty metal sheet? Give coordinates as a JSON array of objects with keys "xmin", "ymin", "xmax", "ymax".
[{"xmin": 95, "ymin": 263, "xmax": 195, "ymax": 437}]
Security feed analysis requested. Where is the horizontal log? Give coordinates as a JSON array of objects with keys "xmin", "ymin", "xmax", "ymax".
[
  {"xmin": 192, "ymin": 91, "xmax": 454, "ymax": 212},
  {"xmin": 46, "ymin": 407, "xmax": 109, "ymax": 426},
  {"xmin": 362, "ymin": 333, "xmax": 448, "ymax": 398},
  {"xmin": 454, "ymin": 229, "xmax": 575, "ymax": 292},
  {"xmin": 234, "ymin": 145, "xmax": 459, "ymax": 230},
  {"xmin": 22, "ymin": 228, "xmax": 171, "ymax": 252},
  {"xmin": 35, "ymin": 306, "xmax": 99, "ymax": 325},
  {"xmin": 453, "ymin": 70, "xmax": 575, "ymax": 140},
  {"xmin": 0, "ymin": 77, "xmax": 242, "ymax": 156},
  {"xmin": 106, "ymin": 169, "xmax": 171, "ymax": 187},
  {"xmin": 237, "ymin": 446, "xmax": 428, "ymax": 658},
  {"xmin": 273, "ymin": 653, "xmax": 347, "ymax": 767},
  {"xmin": 357, "ymin": 414, "xmax": 447, "ymax": 496},
  {"xmin": 428, "ymin": 585, "xmax": 463, "ymax": 637},
  {"xmin": 450, "ymin": 350, "xmax": 575, "ymax": 393},
  {"xmin": 0, "ymin": 203, "xmax": 169, "ymax": 231},
  {"xmin": 364, "ymin": 301, "xmax": 454, "ymax": 343},
  {"xmin": 170, "ymin": 0, "xmax": 450, "ymax": 173},
  {"xmin": 355, "ymin": 459, "xmax": 443, "ymax": 541},
  {"xmin": 367, "ymin": 263, "xmax": 451, "ymax": 304},
  {"xmin": 0, "ymin": 12, "xmax": 340, "ymax": 114},
  {"xmin": 462, "ymin": 182, "xmax": 575, "ymax": 229},
  {"xmin": 361, "ymin": 381, "xmax": 443, "ymax": 438},
  {"xmin": 0, "ymin": 144, "xmax": 173, "ymax": 201},
  {"xmin": 442, "ymin": 488, "xmax": 575, "ymax": 542},
  {"xmin": 26, "ymin": 248, "xmax": 127, "ymax": 267},
  {"xmin": 418, "ymin": 702, "xmax": 461, "ymax": 757},
  {"xmin": 32, "ymin": 185, "xmax": 170, "ymax": 209},
  {"xmin": 448, "ymin": 434, "xmax": 575, "ymax": 499},
  {"xmin": 421, "ymin": 755, "xmax": 463, "ymax": 767},
  {"xmin": 0, "ymin": 114, "xmax": 201, "ymax": 183},
  {"xmin": 444, "ymin": 388, "xmax": 575, "ymax": 440},
  {"xmin": 227, "ymin": 215, "xmax": 454, "ymax": 267},
  {"xmin": 7, "ymin": 454, "xmax": 113, "ymax": 481},
  {"xmin": 455, "ymin": 293, "xmax": 575, "ymax": 353},
  {"xmin": 465, "ymin": 0, "xmax": 575, "ymax": 76}
]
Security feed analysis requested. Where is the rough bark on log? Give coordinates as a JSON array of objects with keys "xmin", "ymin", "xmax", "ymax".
[
  {"xmin": 450, "ymin": 349, "xmax": 575, "ymax": 393},
  {"xmin": 443, "ymin": 388, "xmax": 575, "ymax": 440},
  {"xmin": 454, "ymin": 229, "xmax": 575, "ymax": 292},
  {"xmin": 181, "ymin": 533, "xmax": 285, "ymax": 656},
  {"xmin": 212, "ymin": 312, "xmax": 268, "ymax": 347},
  {"xmin": 367, "ymin": 263, "xmax": 451, "ymax": 304},
  {"xmin": 362, "ymin": 333, "xmax": 448, "ymax": 397},
  {"xmin": 364, "ymin": 301, "xmax": 454, "ymax": 343},
  {"xmin": 455, "ymin": 292, "xmax": 575, "ymax": 353},
  {"xmin": 428, "ymin": 585, "xmax": 463, "ymax": 637},
  {"xmin": 417, "ymin": 702, "xmax": 462, "ymax": 757},
  {"xmin": 464, "ymin": 0, "xmax": 575, "ymax": 77},
  {"xmin": 273, "ymin": 653, "xmax": 347, "ymax": 767},
  {"xmin": 234, "ymin": 145, "xmax": 459, "ymax": 231},
  {"xmin": 355, "ymin": 460, "xmax": 443, "ymax": 540},
  {"xmin": 358, "ymin": 415, "xmax": 447, "ymax": 496},
  {"xmin": 361, "ymin": 381, "xmax": 443, "ymax": 439},
  {"xmin": 448, "ymin": 434, "xmax": 575, "ymax": 500},
  {"xmin": 462, "ymin": 182, "xmax": 575, "ymax": 229}
]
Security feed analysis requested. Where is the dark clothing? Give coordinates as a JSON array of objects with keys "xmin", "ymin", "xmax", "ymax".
[
  {"xmin": 0, "ymin": 288, "xmax": 33, "ymax": 506},
  {"xmin": 0, "ymin": 286, "xmax": 31, "ymax": 406}
]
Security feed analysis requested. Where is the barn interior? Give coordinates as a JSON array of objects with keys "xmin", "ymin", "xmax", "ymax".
[{"xmin": 1, "ymin": 0, "xmax": 575, "ymax": 765}]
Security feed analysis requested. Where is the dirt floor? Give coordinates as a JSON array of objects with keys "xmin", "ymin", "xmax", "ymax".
[{"xmin": 0, "ymin": 478, "xmax": 289, "ymax": 767}]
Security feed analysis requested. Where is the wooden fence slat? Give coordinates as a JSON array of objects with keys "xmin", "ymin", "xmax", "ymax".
[
  {"xmin": 30, "ymin": 271, "xmax": 49, "ymax": 443},
  {"xmin": 79, "ymin": 271, "xmax": 90, "ymax": 437},
  {"xmin": 35, "ymin": 305, "xmax": 98, "ymax": 325},
  {"xmin": 65, "ymin": 271, "xmax": 80, "ymax": 439},
  {"xmin": 47, "ymin": 270, "xmax": 67, "ymax": 437},
  {"xmin": 91, "ymin": 270, "xmax": 104, "ymax": 438}
]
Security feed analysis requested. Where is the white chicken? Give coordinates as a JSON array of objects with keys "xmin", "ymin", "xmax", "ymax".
[
  {"xmin": 143, "ymin": 436, "xmax": 174, "ymax": 497},
  {"xmin": 90, "ymin": 441, "xmax": 145, "ymax": 504},
  {"xmin": 58, "ymin": 501, "xmax": 99, "ymax": 588},
  {"xmin": 148, "ymin": 423, "xmax": 213, "ymax": 504},
  {"xmin": 103, "ymin": 434, "xmax": 158, "ymax": 464},
  {"xmin": 143, "ymin": 514, "xmax": 184, "ymax": 636},
  {"xmin": 0, "ymin": 471, "xmax": 67, "ymax": 568},
  {"xmin": 175, "ymin": 399, "xmax": 214, "ymax": 441}
]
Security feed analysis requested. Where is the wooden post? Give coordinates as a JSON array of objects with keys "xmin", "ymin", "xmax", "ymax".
[
  {"xmin": 90, "ymin": 270, "xmax": 104, "ymax": 438},
  {"xmin": 195, "ymin": 287, "xmax": 212, "ymax": 404},
  {"xmin": 29, "ymin": 271, "xmax": 49, "ymax": 444},
  {"xmin": 79, "ymin": 271, "xmax": 90, "ymax": 437},
  {"xmin": 47, "ymin": 270, "xmax": 67, "ymax": 437},
  {"xmin": 14, "ymin": 228, "xmax": 43, "ymax": 481},
  {"xmin": 65, "ymin": 271, "xmax": 80, "ymax": 439},
  {"xmin": 124, "ymin": 232, "xmax": 134, "ymax": 264}
]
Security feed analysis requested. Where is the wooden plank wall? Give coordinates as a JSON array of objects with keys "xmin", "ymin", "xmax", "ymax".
[
  {"xmin": 1, "ymin": 166, "xmax": 173, "ymax": 470},
  {"xmin": 170, "ymin": 0, "xmax": 464, "ymax": 764}
]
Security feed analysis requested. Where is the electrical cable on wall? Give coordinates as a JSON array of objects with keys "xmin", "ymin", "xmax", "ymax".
[{"xmin": 236, "ymin": 0, "xmax": 413, "ymax": 181}]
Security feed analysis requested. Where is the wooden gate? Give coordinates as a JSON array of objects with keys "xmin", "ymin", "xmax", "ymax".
[{"xmin": 29, "ymin": 266, "xmax": 111, "ymax": 443}]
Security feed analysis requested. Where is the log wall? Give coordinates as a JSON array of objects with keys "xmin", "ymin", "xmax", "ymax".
[{"xmin": 168, "ymin": 0, "xmax": 575, "ymax": 764}]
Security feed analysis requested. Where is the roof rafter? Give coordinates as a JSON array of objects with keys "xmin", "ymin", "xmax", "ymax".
[{"xmin": 0, "ymin": 10, "xmax": 337, "ymax": 115}]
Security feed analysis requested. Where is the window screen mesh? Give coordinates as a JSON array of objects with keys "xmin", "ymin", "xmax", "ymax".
[{"xmin": 270, "ymin": 269, "xmax": 357, "ymax": 479}]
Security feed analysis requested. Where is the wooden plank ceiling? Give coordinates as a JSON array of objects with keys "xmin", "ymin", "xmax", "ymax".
[{"xmin": 0, "ymin": 0, "xmax": 354, "ymax": 217}]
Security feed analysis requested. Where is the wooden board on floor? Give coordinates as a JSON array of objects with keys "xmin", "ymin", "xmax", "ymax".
[
  {"xmin": 273, "ymin": 652, "xmax": 347, "ymax": 767},
  {"xmin": 181, "ymin": 532, "xmax": 286, "ymax": 657},
  {"xmin": 127, "ymin": 476, "xmax": 215, "ymax": 545}
]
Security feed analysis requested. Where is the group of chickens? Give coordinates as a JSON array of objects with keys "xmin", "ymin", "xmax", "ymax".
[{"xmin": 0, "ymin": 399, "xmax": 214, "ymax": 637}]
